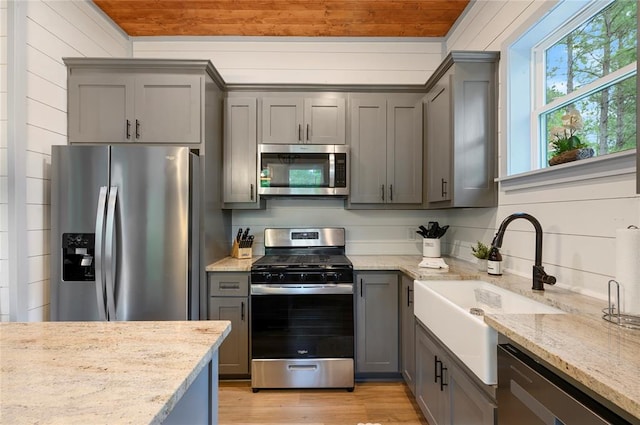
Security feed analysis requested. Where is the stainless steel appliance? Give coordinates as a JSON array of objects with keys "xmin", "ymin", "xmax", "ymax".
[
  {"xmin": 250, "ymin": 228, "xmax": 354, "ymax": 391},
  {"xmin": 51, "ymin": 145, "xmax": 199, "ymax": 321},
  {"xmin": 258, "ymin": 144, "xmax": 348, "ymax": 196},
  {"xmin": 497, "ymin": 344, "xmax": 634, "ymax": 425}
]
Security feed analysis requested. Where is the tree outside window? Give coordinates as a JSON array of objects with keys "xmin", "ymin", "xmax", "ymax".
[{"xmin": 538, "ymin": 0, "xmax": 637, "ymax": 164}]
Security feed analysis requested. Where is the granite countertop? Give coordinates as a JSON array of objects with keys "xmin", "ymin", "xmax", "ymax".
[
  {"xmin": 0, "ymin": 320, "xmax": 231, "ymax": 425},
  {"xmin": 206, "ymin": 254, "xmax": 639, "ymax": 420}
]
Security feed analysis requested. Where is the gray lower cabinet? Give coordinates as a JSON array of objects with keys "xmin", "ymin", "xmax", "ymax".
[
  {"xmin": 415, "ymin": 322, "xmax": 496, "ymax": 425},
  {"xmin": 424, "ymin": 51, "xmax": 499, "ymax": 208},
  {"xmin": 65, "ymin": 59, "xmax": 211, "ymax": 145},
  {"xmin": 355, "ymin": 272, "xmax": 399, "ymax": 374},
  {"xmin": 348, "ymin": 93, "xmax": 423, "ymax": 207},
  {"xmin": 260, "ymin": 95, "xmax": 346, "ymax": 144},
  {"xmin": 207, "ymin": 272, "xmax": 250, "ymax": 376},
  {"xmin": 223, "ymin": 97, "xmax": 260, "ymax": 207},
  {"xmin": 400, "ymin": 275, "xmax": 416, "ymax": 394}
]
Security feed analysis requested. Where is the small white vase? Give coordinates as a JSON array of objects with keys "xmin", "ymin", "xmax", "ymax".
[{"xmin": 476, "ymin": 258, "xmax": 488, "ymax": 271}]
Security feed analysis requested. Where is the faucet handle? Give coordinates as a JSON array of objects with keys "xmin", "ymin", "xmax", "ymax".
[{"xmin": 533, "ymin": 265, "xmax": 556, "ymax": 290}]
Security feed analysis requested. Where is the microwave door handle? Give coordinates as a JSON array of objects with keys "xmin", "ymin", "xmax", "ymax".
[
  {"xmin": 104, "ymin": 186, "xmax": 118, "ymax": 320},
  {"xmin": 329, "ymin": 153, "xmax": 335, "ymax": 187},
  {"xmin": 94, "ymin": 186, "xmax": 108, "ymax": 321}
]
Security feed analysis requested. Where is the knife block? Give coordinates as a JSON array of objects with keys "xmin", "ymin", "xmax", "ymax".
[{"xmin": 231, "ymin": 240, "xmax": 252, "ymax": 259}]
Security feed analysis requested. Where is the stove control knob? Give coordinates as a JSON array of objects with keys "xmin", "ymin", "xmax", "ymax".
[
  {"xmin": 300, "ymin": 273, "xmax": 306, "ymax": 281},
  {"xmin": 264, "ymin": 273, "xmax": 273, "ymax": 282},
  {"xmin": 278, "ymin": 273, "xmax": 285, "ymax": 282},
  {"xmin": 321, "ymin": 273, "xmax": 327, "ymax": 282}
]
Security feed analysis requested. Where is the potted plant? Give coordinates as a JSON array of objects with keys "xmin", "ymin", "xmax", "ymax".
[
  {"xmin": 471, "ymin": 241, "xmax": 490, "ymax": 271},
  {"xmin": 548, "ymin": 109, "xmax": 594, "ymax": 166}
]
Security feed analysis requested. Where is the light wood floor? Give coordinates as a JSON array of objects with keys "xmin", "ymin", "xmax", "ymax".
[{"xmin": 218, "ymin": 380, "xmax": 429, "ymax": 425}]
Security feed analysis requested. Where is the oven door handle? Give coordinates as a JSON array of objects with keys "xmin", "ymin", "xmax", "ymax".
[{"xmin": 251, "ymin": 283, "xmax": 353, "ymax": 295}]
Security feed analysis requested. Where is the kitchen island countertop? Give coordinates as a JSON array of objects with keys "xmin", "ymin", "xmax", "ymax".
[{"xmin": 0, "ymin": 320, "xmax": 231, "ymax": 424}]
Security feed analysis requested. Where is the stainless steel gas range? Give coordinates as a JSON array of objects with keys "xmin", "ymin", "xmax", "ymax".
[{"xmin": 250, "ymin": 227, "xmax": 355, "ymax": 392}]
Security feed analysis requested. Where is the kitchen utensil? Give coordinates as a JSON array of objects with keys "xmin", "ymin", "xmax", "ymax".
[
  {"xmin": 437, "ymin": 225, "xmax": 449, "ymax": 238},
  {"xmin": 242, "ymin": 228, "xmax": 250, "ymax": 241},
  {"xmin": 426, "ymin": 222, "xmax": 439, "ymax": 238},
  {"xmin": 236, "ymin": 228, "xmax": 243, "ymax": 242}
]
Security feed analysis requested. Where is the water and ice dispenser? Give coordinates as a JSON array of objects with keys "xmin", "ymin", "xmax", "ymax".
[{"xmin": 62, "ymin": 233, "xmax": 95, "ymax": 281}]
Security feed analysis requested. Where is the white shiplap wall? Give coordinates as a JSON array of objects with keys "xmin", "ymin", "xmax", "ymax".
[
  {"xmin": 1, "ymin": 0, "xmax": 8, "ymax": 321},
  {"xmin": 445, "ymin": 0, "xmax": 640, "ymax": 299},
  {"xmin": 133, "ymin": 37, "xmax": 444, "ymax": 85},
  {"xmin": 2, "ymin": 0, "xmax": 129, "ymax": 321}
]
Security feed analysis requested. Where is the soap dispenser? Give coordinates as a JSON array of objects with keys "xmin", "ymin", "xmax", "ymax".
[{"xmin": 487, "ymin": 246, "xmax": 502, "ymax": 275}]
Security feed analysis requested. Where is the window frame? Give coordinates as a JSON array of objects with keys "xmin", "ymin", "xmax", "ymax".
[{"xmin": 502, "ymin": 0, "xmax": 637, "ymax": 190}]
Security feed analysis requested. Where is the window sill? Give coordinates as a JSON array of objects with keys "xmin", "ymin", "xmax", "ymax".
[{"xmin": 498, "ymin": 150, "xmax": 637, "ymax": 192}]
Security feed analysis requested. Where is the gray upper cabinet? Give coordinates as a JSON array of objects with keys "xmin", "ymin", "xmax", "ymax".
[
  {"xmin": 260, "ymin": 95, "xmax": 346, "ymax": 144},
  {"xmin": 424, "ymin": 51, "xmax": 499, "ymax": 208},
  {"xmin": 67, "ymin": 65, "xmax": 203, "ymax": 145},
  {"xmin": 67, "ymin": 74, "xmax": 134, "ymax": 145},
  {"xmin": 355, "ymin": 272, "xmax": 399, "ymax": 374},
  {"xmin": 223, "ymin": 97, "xmax": 259, "ymax": 206},
  {"xmin": 134, "ymin": 75, "xmax": 201, "ymax": 144},
  {"xmin": 349, "ymin": 94, "xmax": 423, "ymax": 206}
]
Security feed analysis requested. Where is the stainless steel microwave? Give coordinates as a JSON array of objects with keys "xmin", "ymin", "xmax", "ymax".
[{"xmin": 258, "ymin": 144, "xmax": 349, "ymax": 196}]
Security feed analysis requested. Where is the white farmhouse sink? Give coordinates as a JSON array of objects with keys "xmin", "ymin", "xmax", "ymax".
[{"xmin": 414, "ymin": 280, "xmax": 564, "ymax": 385}]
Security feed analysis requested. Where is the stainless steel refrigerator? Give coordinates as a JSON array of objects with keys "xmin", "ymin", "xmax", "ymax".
[{"xmin": 51, "ymin": 145, "xmax": 200, "ymax": 321}]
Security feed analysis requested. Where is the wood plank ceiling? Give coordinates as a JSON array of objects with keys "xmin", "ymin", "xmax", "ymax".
[{"xmin": 93, "ymin": 0, "xmax": 470, "ymax": 37}]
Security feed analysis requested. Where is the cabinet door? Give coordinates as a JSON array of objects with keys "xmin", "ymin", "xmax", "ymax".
[
  {"xmin": 303, "ymin": 97, "xmax": 346, "ymax": 144},
  {"xmin": 261, "ymin": 97, "xmax": 304, "ymax": 144},
  {"xmin": 223, "ymin": 98, "xmax": 258, "ymax": 204},
  {"xmin": 208, "ymin": 297, "xmax": 249, "ymax": 375},
  {"xmin": 349, "ymin": 98, "xmax": 387, "ymax": 204},
  {"xmin": 415, "ymin": 324, "xmax": 450, "ymax": 425},
  {"xmin": 356, "ymin": 273, "xmax": 399, "ymax": 373},
  {"xmin": 400, "ymin": 275, "xmax": 416, "ymax": 394},
  {"xmin": 68, "ymin": 74, "xmax": 134, "ymax": 144},
  {"xmin": 134, "ymin": 74, "xmax": 201, "ymax": 144},
  {"xmin": 451, "ymin": 62, "xmax": 497, "ymax": 207},
  {"xmin": 426, "ymin": 76, "xmax": 452, "ymax": 203},
  {"xmin": 387, "ymin": 99, "xmax": 423, "ymax": 204},
  {"xmin": 449, "ymin": 363, "xmax": 496, "ymax": 425}
]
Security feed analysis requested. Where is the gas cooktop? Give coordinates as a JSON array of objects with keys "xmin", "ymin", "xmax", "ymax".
[{"xmin": 251, "ymin": 254, "xmax": 352, "ymax": 269}]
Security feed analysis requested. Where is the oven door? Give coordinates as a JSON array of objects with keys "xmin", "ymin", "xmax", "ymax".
[{"xmin": 251, "ymin": 284, "xmax": 354, "ymax": 359}]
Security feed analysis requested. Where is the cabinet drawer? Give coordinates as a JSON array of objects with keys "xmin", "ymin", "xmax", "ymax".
[{"xmin": 208, "ymin": 273, "xmax": 249, "ymax": 297}]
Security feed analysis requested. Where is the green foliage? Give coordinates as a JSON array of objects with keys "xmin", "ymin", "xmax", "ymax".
[
  {"xmin": 549, "ymin": 134, "xmax": 588, "ymax": 156},
  {"xmin": 543, "ymin": 0, "xmax": 637, "ymax": 161},
  {"xmin": 471, "ymin": 241, "xmax": 490, "ymax": 260}
]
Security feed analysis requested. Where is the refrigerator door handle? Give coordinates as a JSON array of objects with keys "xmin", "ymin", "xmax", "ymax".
[
  {"xmin": 94, "ymin": 186, "xmax": 109, "ymax": 321},
  {"xmin": 105, "ymin": 186, "xmax": 118, "ymax": 320}
]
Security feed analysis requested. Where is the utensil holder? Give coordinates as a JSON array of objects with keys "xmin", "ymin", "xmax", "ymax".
[
  {"xmin": 231, "ymin": 240, "xmax": 252, "ymax": 259},
  {"xmin": 423, "ymin": 238, "xmax": 441, "ymax": 258}
]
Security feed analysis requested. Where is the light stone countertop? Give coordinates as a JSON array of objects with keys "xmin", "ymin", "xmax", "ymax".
[
  {"xmin": 206, "ymin": 254, "xmax": 639, "ymax": 420},
  {"xmin": 0, "ymin": 320, "xmax": 231, "ymax": 425}
]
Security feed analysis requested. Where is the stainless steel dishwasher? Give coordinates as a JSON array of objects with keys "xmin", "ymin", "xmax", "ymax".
[{"xmin": 497, "ymin": 344, "xmax": 635, "ymax": 425}]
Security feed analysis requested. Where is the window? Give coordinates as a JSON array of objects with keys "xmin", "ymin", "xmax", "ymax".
[
  {"xmin": 506, "ymin": 0, "xmax": 637, "ymax": 179},
  {"xmin": 534, "ymin": 0, "xmax": 637, "ymax": 168}
]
